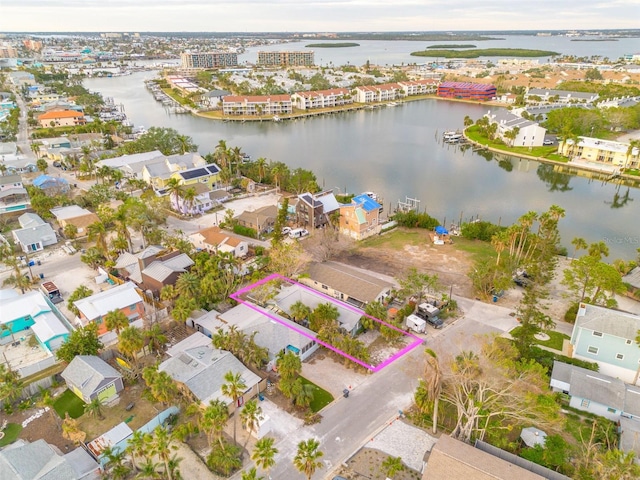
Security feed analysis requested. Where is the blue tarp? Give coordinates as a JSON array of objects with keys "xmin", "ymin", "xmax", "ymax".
[{"xmin": 435, "ymin": 226, "xmax": 449, "ymax": 235}]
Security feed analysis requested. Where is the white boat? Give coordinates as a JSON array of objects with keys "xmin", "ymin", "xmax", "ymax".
[
  {"xmin": 387, "ymin": 102, "xmax": 397, "ymax": 107},
  {"xmin": 443, "ymin": 131, "xmax": 460, "ymax": 139},
  {"xmin": 272, "ymin": 115, "xmax": 281, "ymax": 122}
]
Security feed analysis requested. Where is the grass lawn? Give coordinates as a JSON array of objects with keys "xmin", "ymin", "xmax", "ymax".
[
  {"xmin": 466, "ymin": 126, "xmax": 559, "ymax": 159},
  {"xmin": 452, "ymin": 237, "xmax": 497, "ymax": 263},
  {"xmin": 0, "ymin": 423, "xmax": 22, "ymax": 447},
  {"xmin": 53, "ymin": 389, "xmax": 86, "ymax": 419},
  {"xmin": 511, "ymin": 327, "xmax": 569, "ymax": 351},
  {"xmin": 361, "ymin": 228, "xmax": 426, "ymax": 250},
  {"xmin": 300, "ymin": 376, "xmax": 334, "ymax": 413}
]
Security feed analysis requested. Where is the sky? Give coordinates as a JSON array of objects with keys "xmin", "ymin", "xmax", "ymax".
[{"xmin": 1, "ymin": 0, "xmax": 639, "ymax": 32}]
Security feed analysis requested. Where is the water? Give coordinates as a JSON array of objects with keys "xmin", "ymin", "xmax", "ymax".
[
  {"xmin": 85, "ymin": 70, "xmax": 640, "ymax": 261},
  {"xmin": 239, "ymin": 36, "xmax": 640, "ymax": 66}
]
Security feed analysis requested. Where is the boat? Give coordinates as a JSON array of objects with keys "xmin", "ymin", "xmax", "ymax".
[
  {"xmin": 272, "ymin": 115, "xmax": 281, "ymax": 122},
  {"xmin": 444, "ymin": 133, "xmax": 463, "ymax": 143},
  {"xmin": 387, "ymin": 102, "xmax": 397, "ymax": 107}
]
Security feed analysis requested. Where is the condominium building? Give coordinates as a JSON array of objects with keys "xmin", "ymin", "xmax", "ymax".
[
  {"xmin": 0, "ymin": 43, "xmax": 17, "ymax": 58},
  {"xmin": 291, "ymin": 88, "xmax": 353, "ymax": 110},
  {"xmin": 222, "ymin": 95, "xmax": 293, "ymax": 116},
  {"xmin": 397, "ymin": 79, "xmax": 438, "ymax": 96},
  {"xmin": 355, "ymin": 84, "xmax": 400, "ymax": 103},
  {"xmin": 257, "ymin": 51, "xmax": 314, "ymax": 67},
  {"xmin": 437, "ymin": 82, "xmax": 497, "ymax": 101},
  {"xmin": 558, "ymin": 136, "xmax": 639, "ymax": 170},
  {"xmin": 181, "ymin": 51, "xmax": 238, "ymax": 70}
]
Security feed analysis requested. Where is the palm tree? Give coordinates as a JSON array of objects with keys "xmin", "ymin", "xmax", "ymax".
[
  {"xmin": 84, "ymin": 397, "xmax": 104, "ymax": 420},
  {"xmin": 276, "ymin": 350, "xmax": 301, "ymax": 381},
  {"xmin": 36, "ymin": 388, "xmax": 59, "ymax": 428},
  {"xmin": 142, "ymin": 367, "xmax": 178, "ymax": 406},
  {"xmin": 102, "ymin": 446, "xmax": 131, "ymax": 480},
  {"xmin": 381, "ymin": 456, "xmax": 405, "ymax": 478},
  {"xmin": 293, "ymin": 438, "xmax": 324, "ymax": 480},
  {"xmin": 624, "ymin": 140, "xmax": 640, "ymax": 171},
  {"xmin": 241, "ymin": 467, "xmax": 264, "ymax": 480},
  {"xmin": 118, "ymin": 326, "xmax": 145, "ymax": 366},
  {"xmin": 145, "ymin": 324, "xmax": 167, "ymax": 356},
  {"xmin": 181, "ymin": 186, "xmax": 197, "ymax": 215},
  {"xmin": 214, "ymin": 140, "xmax": 230, "ymax": 169},
  {"xmin": 105, "ymin": 309, "xmax": 129, "ymax": 335},
  {"xmin": 87, "ymin": 221, "xmax": 109, "ymax": 258},
  {"xmin": 165, "ymin": 178, "xmax": 183, "ymax": 212},
  {"xmin": 175, "ymin": 271, "xmax": 200, "ymax": 299},
  {"xmin": 289, "ymin": 301, "xmax": 311, "ymax": 325},
  {"xmin": 571, "ymin": 237, "xmax": 588, "ymax": 259},
  {"xmin": 240, "ymin": 399, "xmax": 262, "ymax": 448},
  {"xmin": 3, "ymin": 272, "xmax": 34, "ymax": 294},
  {"xmin": 221, "ymin": 371, "xmax": 247, "ymax": 446},
  {"xmin": 200, "ymin": 399, "xmax": 229, "ymax": 449},
  {"xmin": 113, "ymin": 204, "xmax": 133, "ymax": 252},
  {"xmin": 150, "ymin": 426, "xmax": 178, "ymax": 480},
  {"xmin": 252, "ymin": 437, "xmax": 278, "ymax": 478},
  {"xmin": 423, "ymin": 348, "xmax": 442, "ymax": 434},
  {"xmin": 134, "ymin": 459, "xmax": 160, "ymax": 479},
  {"xmin": 125, "ymin": 429, "xmax": 151, "ymax": 472},
  {"xmin": 255, "ymin": 157, "xmax": 267, "ymax": 183}
]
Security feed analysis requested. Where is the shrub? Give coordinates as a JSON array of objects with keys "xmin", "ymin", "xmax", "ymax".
[
  {"xmin": 461, "ymin": 220, "xmax": 505, "ymax": 242},
  {"xmin": 393, "ymin": 210, "xmax": 440, "ymax": 229},
  {"xmin": 233, "ymin": 224, "xmax": 257, "ymax": 238},
  {"xmin": 564, "ymin": 302, "xmax": 580, "ymax": 323}
]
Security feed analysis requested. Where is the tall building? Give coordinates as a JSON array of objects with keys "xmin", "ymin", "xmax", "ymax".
[
  {"xmin": 181, "ymin": 52, "xmax": 238, "ymax": 69},
  {"xmin": 22, "ymin": 39, "xmax": 43, "ymax": 51},
  {"xmin": 257, "ymin": 51, "xmax": 314, "ymax": 67},
  {"xmin": 437, "ymin": 82, "xmax": 496, "ymax": 101},
  {"xmin": 0, "ymin": 43, "xmax": 18, "ymax": 58}
]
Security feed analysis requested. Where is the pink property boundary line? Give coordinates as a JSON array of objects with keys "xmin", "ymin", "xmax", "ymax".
[{"xmin": 230, "ymin": 273, "xmax": 424, "ymax": 372}]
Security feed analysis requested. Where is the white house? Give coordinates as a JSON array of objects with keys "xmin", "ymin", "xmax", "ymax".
[
  {"xmin": 485, "ymin": 109, "xmax": 547, "ymax": 148},
  {"xmin": 189, "ymin": 226, "xmax": 249, "ymax": 258},
  {"xmin": 12, "ymin": 213, "xmax": 57, "ymax": 252}
]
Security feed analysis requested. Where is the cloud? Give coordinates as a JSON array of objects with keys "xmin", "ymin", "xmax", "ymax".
[{"xmin": 1, "ymin": 0, "xmax": 636, "ymax": 31}]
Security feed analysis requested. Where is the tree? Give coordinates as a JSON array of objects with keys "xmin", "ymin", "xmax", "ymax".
[
  {"xmin": 105, "ymin": 309, "xmax": 129, "ymax": 335},
  {"xmin": 252, "ymin": 437, "xmax": 278, "ymax": 478},
  {"xmin": 2, "ymin": 271, "xmax": 34, "ymax": 294},
  {"xmin": 36, "ymin": 158, "xmax": 48, "ymax": 172},
  {"xmin": 142, "ymin": 366, "xmax": 178, "ymax": 406},
  {"xmin": 309, "ymin": 302, "xmax": 339, "ymax": 332},
  {"xmin": 118, "ymin": 325, "xmax": 145, "ymax": 366},
  {"xmin": 84, "ymin": 397, "xmax": 104, "ymax": 420},
  {"xmin": 398, "ymin": 267, "xmax": 439, "ymax": 304},
  {"xmin": 200, "ymin": 399, "xmax": 229, "ymax": 449},
  {"xmin": 240, "ymin": 399, "xmax": 262, "ymax": 448},
  {"xmin": 293, "ymin": 438, "xmax": 324, "ymax": 480},
  {"xmin": 149, "ymin": 426, "xmax": 179, "ymax": 480},
  {"xmin": 145, "ymin": 324, "xmax": 167, "ymax": 356},
  {"xmin": 87, "ymin": 221, "xmax": 109, "ymax": 258},
  {"xmin": 207, "ymin": 441, "xmax": 242, "ymax": 476},
  {"xmin": 221, "ymin": 370, "xmax": 247, "ymax": 446},
  {"xmin": 56, "ymin": 324, "xmax": 103, "ymax": 363},
  {"xmin": 571, "ymin": 236, "xmax": 588, "ymax": 259},
  {"xmin": 63, "ymin": 223, "xmax": 78, "ymax": 240},
  {"xmin": 0, "ymin": 363, "xmax": 23, "ymax": 405},
  {"xmin": 67, "ymin": 285, "xmax": 93, "ymax": 316},
  {"xmin": 276, "ymin": 350, "xmax": 301, "ymax": 382},
  {"xmin": 381, "ymin": 456, "xmax": 405, "ymax": 478},
  {"xmin": 423, "ymin": 348, "xmax": 442, "ymax": 434},
  {"xmin": 165, "ymin": 177, "xmax": 183, "ymax": 213},
  {"xmin": 241, "ymin": 467, "xmax": 264, "ymax": 480},
  {"xmin": 125, "ymin": 429, "xmax": 151, "ymax": 473},
  {"xmin": 562, "ymin": 251, "xmax": 625, "ymax": 307}
]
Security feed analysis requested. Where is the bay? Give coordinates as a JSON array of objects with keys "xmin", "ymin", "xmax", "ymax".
[{"xmin": 84, "ymin": 70, "xmax": 640, "ymax": 261}]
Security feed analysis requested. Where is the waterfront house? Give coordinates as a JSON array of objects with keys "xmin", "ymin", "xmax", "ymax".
[
  {"xmin": 159, "ymin": 332, "xmax": 262, "ymax": 411},
  {"xmin": 62, "ymin": 355, "xmax": 124, "ymax": 403},
  {"xmin": 0, "ymin": 174, "xmax": 30, "ymax": 215},
  {"xmin": 73, "ymin": 282, "xmax": 145, "ymax": 335},
  {"xmin": 485, "ymin": 110, "xmax": 547, "ymax": 147},
  {"xmin": 299, "ymin": 261, "xmax": 394, "ymax": 309},
  {"xmin": 12, "ymin": 212, "xmax": 57, "ymax": 252},
  {"xmin": 569, "ymin": 303, "xmax": 640, "ymax": 383},
  {"xmin": 355, "ymin": 84, "xmax": 400, "ymax": 103},
  {"xmin": 189, "ymin": 226, "xmax": 249, "ymax": 258},
  {"xmin": 202, "ymin": 89, "xmax": 231, "ymax": 109},
  {"xmin": 37, "ymin": 109, "xmax": 86, "ymax": 128},
  {"xmin": 95, "ymin": 150, "xmax": 165, "ymax": 180},
  {"xmin": 558, "ymin": 136, "xmax": 638, "ymax": 170},
  {"xmin": 339, "ymin": 193, "xmax": 382, "ymax": 240},
  {"xmin": 140, "ymin": 152, "xmax": 208, "ymax": 190},
  {"xmin": 295, "ymin": 190, "xmax": 340, "ymax": 229}
]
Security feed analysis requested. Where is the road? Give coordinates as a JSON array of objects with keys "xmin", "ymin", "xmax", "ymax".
[{"xmin": 261, "ymin": 294, "xmax": 522, "ymax": 479}]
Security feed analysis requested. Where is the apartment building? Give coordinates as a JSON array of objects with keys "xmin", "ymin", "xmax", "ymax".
[
  {"xmin": 397, "ymin": 79, "xmax": 438, "ymax": 96},
  {"xmin": 437, "ymin": 82, "xmax": 497, "ymax": 101},
  {"xmin": 355, "ymin": 84, "xmax": 400, "ymax": 103},
  {"xmin": 0, "ymin": 43, "xmax": 18, "ymax": 58},
  {"xmin": 222, "ymin": 95, "xmax": 293, "ymax": 116},
  {"xmin": 180, "ymin": 51, "xmax": 238, "ymax": 69},
  {"xmin": 37, "ymin": 110, "xmax": 86, "ymax": 128},
  {"xmin": 291, "ymin": 88, "xmax": 352, "ymax": 110},
  {"xmin": 559, "ymin": 136, "xmax": 638, "ymax": 169},
  {"xmin": 257, "ymin": 51, "xmax": 314, "ymax": 67}
]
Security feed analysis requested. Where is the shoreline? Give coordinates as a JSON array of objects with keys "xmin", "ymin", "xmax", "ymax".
[{"xmin": 462, "ymin": 132, "xmax": 640, "ymax": 186}]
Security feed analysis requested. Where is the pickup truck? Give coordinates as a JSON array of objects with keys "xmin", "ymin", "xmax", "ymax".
[{"xmin": 415, "ymin": 302, "xmax": 443, "ymax": 329}]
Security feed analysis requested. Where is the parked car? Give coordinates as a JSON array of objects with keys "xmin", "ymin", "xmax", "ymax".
[
  {"xmin": 289, "ymin": 228, "xmax": 309, "ymax": 239},
  {"xmin": 543, "ymin": 139, "xmax": 554, "ymax": 146},
  {"xmin": 281, "ymin": 227, "xmax": 292, "ymax": 235},
  {"xmin": 52, "ymin": 161, "xmax": 62, "ymax": 168}
]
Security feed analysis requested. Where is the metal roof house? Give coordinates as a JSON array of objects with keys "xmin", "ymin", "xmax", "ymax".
[
  {"xmin": 159, "ymin": 332, "xmax": 262, "ymax": 411},
  {"xmin": 32, "ymin": 174, "xmax": 70, "ymax": 194},
  {"xmin": 12, "ymin": 212, "xmax": 57, "ymax": 252},
  {"xmin": 62, "ymin": 355, "xmax": 124, "ymax": 403},
  {"xmin": 569, "ymin": 303, "xmax": 640, "ymax": 383},
  {"xmin": 0, "ymin": 439, "xmax": 100, "ymax": 480}
]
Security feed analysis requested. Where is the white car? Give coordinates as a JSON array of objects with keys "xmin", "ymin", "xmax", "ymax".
[
  {"xmin": 543, "ymin": 139, "xmax": 554, "ymax": 146},
  {"xmin": 281, "ymin": 227, "xmax": 292, "ymax": 235}
]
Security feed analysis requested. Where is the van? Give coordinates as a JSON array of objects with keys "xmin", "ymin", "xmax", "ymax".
[
  {"xmin": 41, "ymin": 281, "xmax": 63, "ymax": 304},
  {"xmin": 288, "ymin": 228, "xmax": 309, "ymax": 239}
]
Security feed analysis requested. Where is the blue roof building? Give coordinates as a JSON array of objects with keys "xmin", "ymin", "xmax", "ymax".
[{"xmin": 32, "ymin": 174, "xmax": 70, "ymax": 194}]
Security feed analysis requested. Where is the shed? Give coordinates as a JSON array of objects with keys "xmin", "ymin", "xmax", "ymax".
[{"xmin": 61, "ymin": 355, "xmax": 124, "ymax": 403}]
